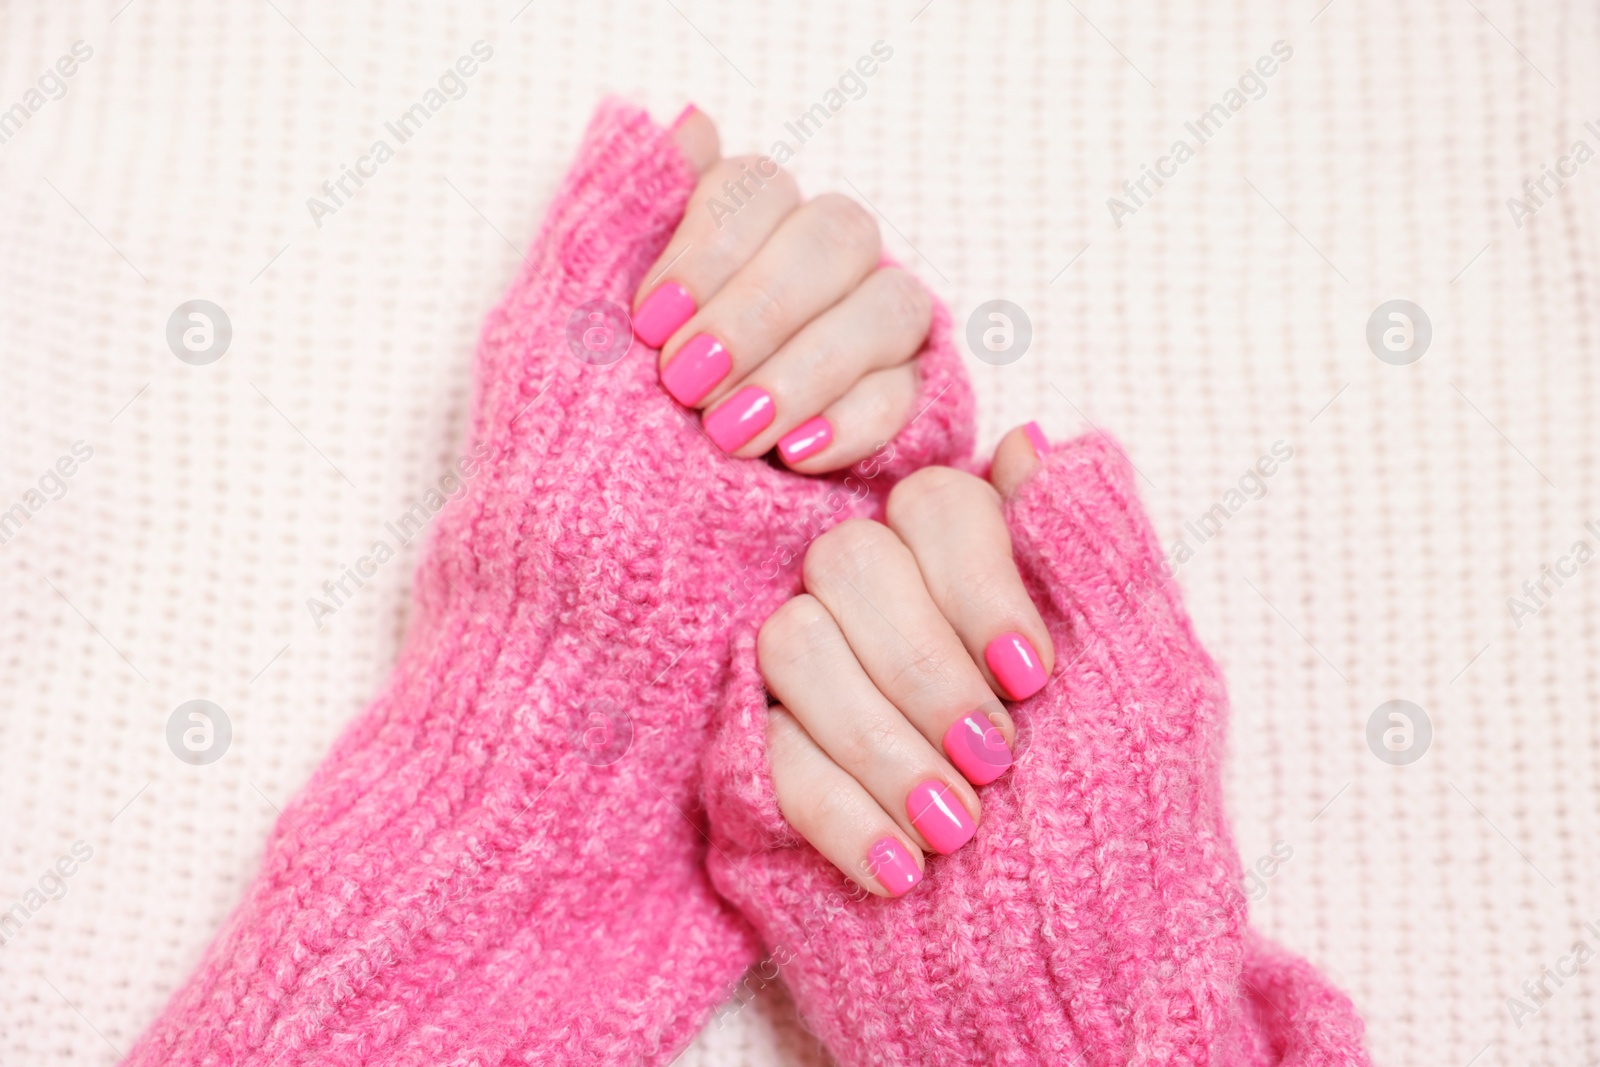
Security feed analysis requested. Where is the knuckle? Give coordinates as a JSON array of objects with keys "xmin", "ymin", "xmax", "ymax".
[
  {"xmin": 886, "ymin": 465, "xmax": 990, "ymax": 527},
  {"xmin": 764, "ymin": 163, "xmax": 800, "ymax": 206},
  {"xmin": 714, "ymin": 153, "xmax": 787, "ymax": 190},
  {"xmin": 953, "ymin": 571, "xmax": 1025, "ymax": 636},
  {"xmin": 963, "ymin": 569, "xmax": 1018, "ymax": 616},
  {"xmin": 809, "ymin": 192, "xmax": 880, "ymax": 259},
  {"xmin": 832, "ymin": 716, "xmax": 902, "ymax": 781},
  {"xmin": 699, "ymin": 157, "xmax": 798, "ymax": 252},
  {"xmin": 873, "ymin": 268, "xmax": 933, "ymax": 342},
  {"xmin": 719, "ymin": 154, "xmax": 799, "ymax": 212},
  {"xmin": 757, "ymin": 595, "xmax": 833, "ymax": 671},
  {"xmin": 738, "ymin": 279, "xmax": 792, "ymax": 342},
  {"xmin": 700, "ymin": 158, "xmax": 737, "ymax": 193},
  {"xmin": 886, "ymin": 642, "xmax": 958, "ymax": 694},
  {"xmin": 801, "ymin": 776, "xmax": 858, "ymax": 834},
  {"xmin": 804, "ymin": 518, "xmax": 893, "ymax": 589},
  {"xmin": 735, "ymin": 154, "xmax": 797, "ymax": 202}
]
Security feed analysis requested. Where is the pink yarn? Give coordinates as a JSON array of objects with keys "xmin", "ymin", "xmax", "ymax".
[
  {"xmin": 704, "ymin": 435, "xmax": 1373, "ymax": 1065},
  {"xmin": 122, "ymin": 99, "xmax": 972, "ymax": 1067},
  {"xmin": 124, "ymin": 99, "xmax": 1368, "ymax": 1066}
]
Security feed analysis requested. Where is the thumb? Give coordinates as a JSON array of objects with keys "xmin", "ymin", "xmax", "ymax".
[{"xmin": 668, "ymin": 103, "xmax": 720, "ymax": 174}]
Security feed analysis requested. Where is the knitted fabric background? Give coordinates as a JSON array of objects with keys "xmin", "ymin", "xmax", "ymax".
[{"xmin": 0, "ymin": 1, "xmax": 1594, "ymax": 1065}]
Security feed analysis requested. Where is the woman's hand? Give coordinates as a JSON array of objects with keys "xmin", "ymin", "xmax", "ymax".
[
  {"xmin": 756, "ymin": 425, "xmax": 1055, "ymax": 897},
  {"xmin": 634, "ymin": 105, "xmax": 932, "ymax": 471}
]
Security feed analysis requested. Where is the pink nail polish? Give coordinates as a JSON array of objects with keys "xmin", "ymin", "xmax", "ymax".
[
  {"xmin": 633, "ymin": 282, "xmax": 696, "ymax": 347},
  {"xmin": 985, "ymin": 631, "xmax": 1048, "ymax": 701},
  {"xmin": 670, "ymin": 102, "xmax": 698, "ymax": 130},
  {"xmin": 660, "ymin": 333, "xmax": 730, "ymax": 405},
  {"xmin": 777, "ymin": 416, "xmax": 832, "ymax": 465},
  {"xmin": 906, "ymin": 781, "xmax": 976, "ymax": 855},
  {"xmin": 942, "ymin": 711, "xmax": 1013, "ymax": 786},
  {"xmin": 702, "ymin": 386, "xmax": 774, "ymax": 454},
  {"xmin": 1024, "ymin": 421, "xmax": 1049, "ymax": 456},
  {"xmin": 866, "ymin": 836, "xmax": 922, "ymax": 897}
]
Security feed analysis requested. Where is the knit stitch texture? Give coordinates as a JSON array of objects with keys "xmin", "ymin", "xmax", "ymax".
[
  {"xmin": 120, "ymin": 99, "xmax": 973, "ymax": 1067},
  {"xmin": 121, "ymin": 97, "xmax": 1368, "ymax": 1067},
  {"xmin": 703, "ymin": 434, "xmax": 1373, "ymax": 1066}
]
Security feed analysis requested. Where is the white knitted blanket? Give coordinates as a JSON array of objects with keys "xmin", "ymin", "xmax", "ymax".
[{"xmin": 2, "ymin": 2, "xmax": 1596, "ymax": 1064}]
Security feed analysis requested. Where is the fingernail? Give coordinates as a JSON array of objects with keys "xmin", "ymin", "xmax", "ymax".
[
  {"xmin": 670, "ymin": 102, "xmax": 698, "ymax": 130},
  {"xmin": 866, "ymin": 836, "xmax": 922, "ymax": 897},
  {"xmin": 660, "ymin": 333, "xmax": 730, "ymax": 405},
  {"xmin": 985, "ymin": 631, "xmax": 1047, "ymax": 700},
  {"xmin": 633, "ymin": 282, "xmax": 696, "ymax": 347},
  {"xmin": 906, "ymin": 781, "xmax": 976, "ymax": 855},
  {"xmin": 777, "ymin": 416, "xmax": 833, "ymax": 465},
  {"xmin": 985, "ymin": 633, "xmax": 1049, "ymax": 700},
  {"xmin": 942, "ymin": 711, "xmax": 1013, "ymax": 786},
  {"xmin": 703, "ymin": 386, "xmax": 775, "ymax": 454},
  {"xmin": 1024, "ymin": 421, "xmax": 1049, "ymax": 456}
]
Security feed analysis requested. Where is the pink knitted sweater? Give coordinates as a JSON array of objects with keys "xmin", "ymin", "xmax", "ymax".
[
  {"xmin": 704, "ymin": 435, "xmax": 1373, "ymax": 1065},
  {"xmin": 122, "ymin": 100, "xmax": 1369, "ymax": 1066}
]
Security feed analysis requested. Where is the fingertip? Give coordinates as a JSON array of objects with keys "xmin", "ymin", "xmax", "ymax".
[
  {"xmin": 776, "ymin": 415, "xmax": 834, "ymax": 469},
  {"xmin": 865, "ymin": 835, "xmax": 925, "ymax": 898},
  {"xmin": 984, "ymin": 631, "xmax": 1049, "ymax": 701},
  {"xmin": 990, "ymin": 422, "xmax": 1044, "ymax": 498},
  {"xmin": 669, "ymin": 104, "xmax": 719, "ymax": 175},
  {"xmin": 943, "ymin": 704, "xmax": 1015, "ymax": 786},
  {"xmin": 1023, "ymin": 420, "xmax": 1049, "ymax": 455}
]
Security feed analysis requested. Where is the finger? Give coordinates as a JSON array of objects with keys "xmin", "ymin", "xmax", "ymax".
[
  {"xmin": 767, "ymin": 705, "xmax": 925, "ymax": 898},
  {"xmin": 632, "ymin": 150, "xmax": 801, "ymax": 348},
  {"xmin": 662, "ymin": 193, "xmax": 881, "ymax": 428},
  {"xmin": 668, "ymin": 103, "xmax": 719, "ymax": 174},
  {"xmin": 885, "ymin": 467, "xmax": 1055, "ymax": 701},
  {"xmin": 989, "ymin": 421, "xmax": 1047, "ymax": 498},
  {"xmin": 779, "ymin": 363, "xmax": 916, "ymax": 472},
  {"xmin": 704, "ymin": 266, "xmax": 930, "ymax": 464},
  {"xmin": 758, "ymin": 594, "xmax": 980, "ymax": 854},
  {"xmin": 801, "ymin": 519, "xmax": 1016, "ymax": 787}
]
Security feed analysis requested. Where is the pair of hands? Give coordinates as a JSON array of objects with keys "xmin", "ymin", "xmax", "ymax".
[{"xmin": 632, "ymin": 106, "xmax": 1055, "ymax": 898}]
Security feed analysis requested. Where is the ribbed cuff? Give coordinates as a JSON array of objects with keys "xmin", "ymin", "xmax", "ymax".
[
  {"xmin": 1003, "ymin": 431, "xmax": 1224, "ymax": 707},
  {"xmin": 471, "ymin": 97, "xmax": 701, "ymax": 438}
]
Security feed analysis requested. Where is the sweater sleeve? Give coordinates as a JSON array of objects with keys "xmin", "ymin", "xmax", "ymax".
[
  {"xmin": 122, "ymin": 96, "xmax": 977, "ymax": 1067},
  {"xmin": 701, "ymin": 433, "xmax": 1371, "ymax": 1067}
]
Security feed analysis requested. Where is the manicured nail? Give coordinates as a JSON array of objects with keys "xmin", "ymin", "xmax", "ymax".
[
  {"xmin": 777, "ymin": 416, "xmax": 832, "ymax": 465},
  {"xmin": 660, "ymin": 333, "xmax": 730, "ymax": 405},
  {"xmin": 670, "ymin": 102, "xmax": 698, "ymax": 130},
  {"xmin": 866, "ymin": 836, "xmax": 922, "ymax": 897},
  {"xmin": 1024, "ymin": 421, "xmax": 1049, "ymax": 456},
  {"xmin": 703, "ymin": 386, "xmax": 774, "ymax": 454},
  {"xmin": 942, "ymin": 711, "xmax": 1013, "ymax": 786},
  {"xmin": 633, "ymin": 282, "xmax": 696, "ymax": 347},
  {"xmin": 985, "ymin": 631, "xmax": 1047, "ymax": 700},
  {"xmin": 906, "ymin": 781, "xmax": 976, "ymax": 855}
]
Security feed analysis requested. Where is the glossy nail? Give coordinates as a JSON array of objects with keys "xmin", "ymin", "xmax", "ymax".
[
  {"xmin": 670, "ymin": 102, "xmax": 698, "ymax": 130},
  {"xmin": 866, "ymin": 836, "xmax": 922, "ymax": 897},
  {"xmin": 633, "ymin": 282, "xmax": 696, "ymax": 347},
  {"xmin": 703, "ymin": 386, "xmax": 775, "ymax": 454},
  {"xmin": 985, "ymin": 631, "xmax": 1047, "ymax": 700},
  {"xmin": 906, "ymin": 781, "xmax": 976, "ymax": 855},
  {"xmin": 777, "ymin": 416, "xmax": 833, "ymax": 465},
  {"xmin": 1024, "ymin": 420, "xmax": 1049, "ymax": 456},
  {"xmin": 942, "ymin": 711, "xmax": 1013, "ymax": 786},
  {"xmin": 661, "ymin": 333, "xmax": 730, "ymax": 406}
]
